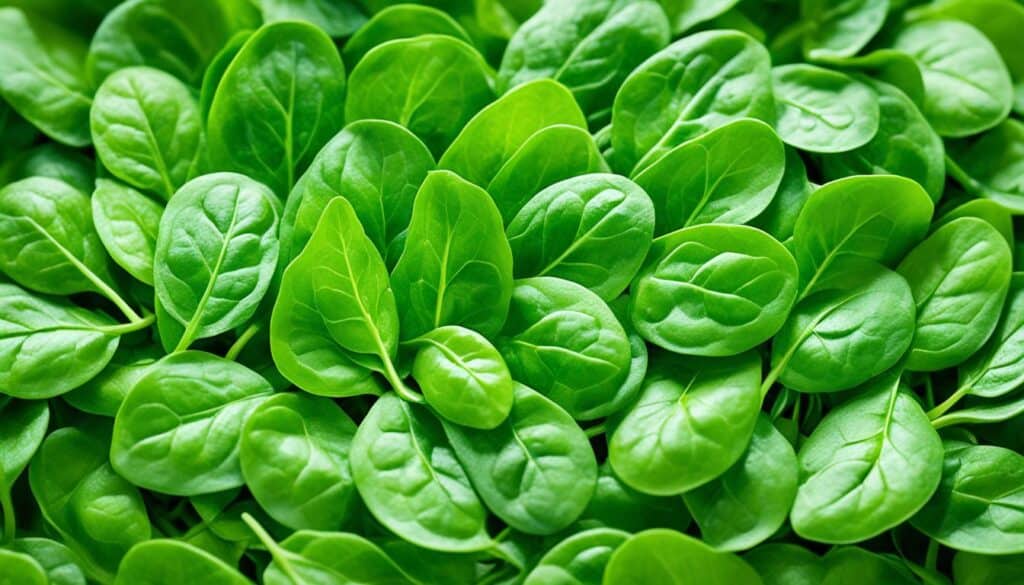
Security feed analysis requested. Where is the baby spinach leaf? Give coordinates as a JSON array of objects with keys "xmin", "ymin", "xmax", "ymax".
[
  {"xmin": 439, "ymin": 79, "xmax": 587, "ymax": 190},
  {"xmin": 609, "ymin": 351, "xmax": 761, "ymax": 495},
  {"xmin": 245, "ymin": 519, "xmax": 416, "ymax": 585},
  {"xmin": 408, "ymin": 325, "xmax": 514, "ymax": 430},
  {"xmin": 208, "ymin": 21, "xmax": 347, "ymax": 196},
  {"xmin": 270, "ymin": 197, "xmax": 390, "ymax": 398},
  {"xmin": 800, "ymin": 0, "xmax": 889, "ymax": 60},
  {"xmin": 959, "ymin": 275, "xmax": 1024, "ymax": 399},
  {"xmin": 154, "ymin": 173, "xmax": 280, "ymax": 352},
  {"xmin": 7, "ymin": 538, "xmax": 86, "ymax": 585},
  {"xmin": 946, "ymin": 118, "xmax": 1024, "ymax": 213},
  {"xmin": 0, "ymin": 8, "xmax": 92, "ymax": 147},
  {"xmin": 391, "ymin": 170, "xmax": 513, "ymax": 340},
  {"xmin": 7, "ymin": 143, "xmax": 95, "ymax": 194},
  {"xmin": 819, "ymin": 79, "xmax": 945, "ymax": 202},
  {"xmin": 523, "ymin": 527, "xmax": 628, "ymax": 585},
  {"xmin": 771, "ymin": 64, "xmax": 880, "ymax": 153},
  {"xmin": 350, "ymin": 393, "xmax": 492, "ymax": 552},
  {"xmin": 750, "ymin": 146, "xmax": 814, "ymax": 242},
  {"xmin": 953, "ymin": 551, "xmax": 1024, "ymax": 584},
  {"xmin": 659, "ymin": 0, "xmax": 741, "ymax": 35},
  {"xmin": 892, "ymin": 19, "xmax": 1012, "ymax": 137},
  {"xmin": 743, "ymin": 543, "xmax": 825, "ymax": 585},
  {"xmin": 631, "ymin": 224, "xmax": 799, "ymax": 357},
  {"xmin": 769, "ymin": 266, "xmax": 915, "ymax": 393},
  {"xmin": 113, "ymin": 540, "xmax": 251, "ymax": 585},
  {"xmin": 346, "ymin": 35, "xmax": 494, "ymax": 157},
  {"xmin": 0, "ymin": 549, "xmax": 47, "ymax": 585},
  {"xmin": 507, "ymin": 173, "xmax": 655, "ymax": 301},
  {"xmin": 791, "ymin": 370, "xmax": 943, "ymax": 543},
  {"xmin": 633, "ymin": 119, "xmax": 785, "ymax": 234},
  {"xmin": 110, "ymin": 351, "xmax": 274, "ymax": 495},
  {"xmin": 90, "ymin": 67, "xmax": 204, "ymax": 200},
  {"xmin": 0, "ymin": 177, "xmax": 115, "ymax": 298},
  {"xmin": 485, "ymin": 124, "xmax": 609, "ymax": 223},
  {"xmin": 91, "ymin": 179, "xmax": 163, "ymax": 286},
  {"xmin": 603, "ymin": 529, "xmax": 763, "ymax": 585},
  {"xmin": 87, "ymin": 0, "xmax": 258, "ymax": 86},
  {"xmin": 498, "ymin": 277, "xmax": 631, "ymax": 421},
  {"xmin": 280, "ymin": 119, "xmax": 434, "ymax": 265},
  {"xmin": 790, "ymin": 175, "xmax": 933, "ymax": 297},
  {"xmin": 683, "ymin": 414, "xmax": 798, "ymax": 552},
  {"xmin": 29, "ymin": 422, "xmax": 150, "ymax": 582},
  {"xmin": 0, "ymin": 283, "xmax": 121, "ymax": 399},
  {"xmin": 897, "ymin": 217, "xmax": 1012, "ymax": 372},
  {"xmin": 498, "ymin": 0, "xmax": 670, "ymax": 127},
  {"xmin": 254, "ymin": 0, "xmax": 366, "ymax": 38},
  {"xmin": 911, "ymin": 442, "xmax": 1024, "ymax": 554},
  {"xmin": 342, "ymin": 4, "xmax": 471, "ymax": 69},
  {"xmin": 63, "ymin": 344, "xmax": 161, "ymax": 417},
  {"xmin": 0, "ymin": 399, "xmax": 48, "ymax": 541},
  {"xmin": 611, "ymin": 29, "xmax": 774, "ymax": 174},
  {"xmin": 821, "ymin": 547, "xmax": 921, "ymax": 585},
  {"xmin": 445, "ymin": 383, "xmax": 598, "ymax": 535},
  {"xmin": 240, "ymin": 393, "xmax": 359, "ymax": 531},
  {"xmin": 578, "ymin": 461, "xmax": 691, "ymax": 534}
]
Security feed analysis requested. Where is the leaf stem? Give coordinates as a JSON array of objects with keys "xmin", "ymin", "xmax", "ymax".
[
  {"xmin": 925, "ymin": 539, "xmax": 939, "ymax": 571},
  {"xmin": 1, "ymin": 488, "xmax": 14, "ymax": 544},
  {"xmin": 97, "ymin": 313, "xmax": 156, "ymax": 336},
  {"xmin": 927, "ymin": 385, "xmax": 970, "ymax": 420},
  {"xmin": 225, "ymin": 322, "xmax": 261, "ymax": 361},
  {"xmin": 584, "ymin": 423, "xmax": 606, "ymax": 439},
  {"xmin": 241, "ymin": 513, "xmax": 304, "ymax": 585},
  {"xmin": 382, "ymin": 356, "xmax": 424, "ymax": 404}
]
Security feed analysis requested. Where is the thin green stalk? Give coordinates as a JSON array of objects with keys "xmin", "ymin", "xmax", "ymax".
[
  {"xmin": 98, "ymin": 313, "xmax": 156, "ymax": 336},
  {"xmin": 1, "ymin": 488, "xmax": 14, "ymax": 544},
  {"xmin": 382, "ymin": 356, "xmax": 424, "ymax": 404},
  {"xmin": 925, "ymin": 539, "xmax": 939, "ymax": 571},
  {"xmin": 585, "ymin": 423, "xmax": 607, "ymax": 439},
  {"xmin": 927, "ymin": 385, "xmax": 970, "ymax": 420},
  {"xmin": 225, "ymin": 322, "xmax": 261, "ymax": 361},
  {"xmin": 242, "ymin": 513, "xmax": 304, "ymax": 585}
]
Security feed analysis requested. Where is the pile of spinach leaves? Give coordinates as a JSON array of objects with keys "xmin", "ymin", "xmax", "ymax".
[{"xmin": 1, "ymin": 0, "xmax": 1024, "ymax": 583}]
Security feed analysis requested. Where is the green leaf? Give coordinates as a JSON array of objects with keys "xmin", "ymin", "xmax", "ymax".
[
  {"xmin": 771, "ymin": 64, "xmax": 880, "ymax": 153},
  {"xmin": 791, "ymin": 370, "xmax": 943, "ymax": 543},
  {"xmin": 911, "ymin": 442, "xmax": 1024, "ymax": 554},
  {"xmin": 609, "ymin": 351, "xmax": 761, "ymax": 495},
  {"xmin": 603, "ymin": 529, "xmax": 763, "ymax": 585},
  {"xmin": 350, "ymin": 393, "xmax": 492, "ymax": 552},
  {"xmin": 611, "ymin": 30, "xmax": 774, "ymax": 174},
  {"xmin": 523, "ymin": 527, "xmax": 628, "ymax": 585},
  {"xmin": 498, "ymin": 277, "xmax": 631, "ymax": 421},
  {"xmin": 892, "ymin": 20, "xmax": 1012, "ymax": 137},
  {"xmin": 507, "ymin": 173, "xmax": 654, "ymax": 301},
  {"xmin": 154, "ymin": 173, "xmax": 280, "ymax": 351},
  {"xmin": 91, "ymin": 179, "xmax": 163, "ymax": 286},
  {"xmin": 409, "ymin": 325, "xmax": 514, "ymax": 430},
  {"xmin": 342, "ymin": 4, "xmax": 470, "ymax": 69},
  {"xmin": 445, "ymin": 383, "xmax": 597, "ymax": 535},
  {"xmin": 632, "ymin": 118, "xmax": 785, "ymax": 234},
  {"xmin": 0, "ymin": 283, "xmax": 120, "ymax": 399},
  {"xmin": 240, "ymin": 393, "xmax": 359, "ymax": 531},
  {"xmin": 683, "ymin": 414, "xmax": 798, "ymax": 551},
  {"xmin": 208, "ymin": 20, "xmax": 347, "ymax": 196},
  {"xmin": 113, "ymin": 540, "xmax": 251, "ymax": 585},
  {"xmin": 391, "ymin": 170, "xmax": 513, "ymax": 340},
  {"xmin": 29, "ymin": 422, "xmax": 150, "ymax": 582},
  {"xmin": 631, "ymin": 224, "xmax": 798, "ymax": 357},
  {"xmin": 280, "ymin": 119, "xmax": 434, "ymax": 265},
  {"xmin": 0, "ymin": 8, "xmax": 92, "ymax": 146},
  {"xmin": 897, "ymin": 218, "xmax": 1012, "ymax": 372},
  {"xmin": 346, "ymin": 35, "xmax": 494, "ymax": 157},
  {"xmin": 800, "ymin": 0, "xmax": 889, "ymax": 60},
  {"xmin": 110, "ymin": 351, "xmax": 273, "ymax": 495},
  {"xmin": 90, "ymin": 67, "xmax": 204, "ymax": 200},
  {"xmin": 498, "ymin": 0, "xmax": 670, "ymax": 126}
]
